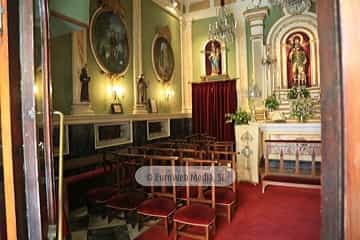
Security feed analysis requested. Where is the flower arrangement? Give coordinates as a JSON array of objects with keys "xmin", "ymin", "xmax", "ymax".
[
  {"xmin": 288, "ymin": 86, "xmax": 310, "ymax": 100},
  {"xmin": 264, "ymin": 94, "xmax": 280, "ymax": 111},
  {"xmin": 225, "ymin": 109, "xmax": 251, "ymax": 125},
  {"xmin": 290, "ymin": 97, "xmax": 314, "ymax": 122}
]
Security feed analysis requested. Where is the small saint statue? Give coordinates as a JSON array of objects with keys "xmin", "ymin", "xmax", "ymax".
[
  {"xmin": 80, "ymin": 65, "xmax": 91, "ymax": 102},
  {"xmin": 288, "ymin": 37, "xmax": 308, "ymax": 86},
  {"xmin": 208, "ymin": 42, "xmax": 220, "ymax": 76},
  {"xmin": 137, "ymin": 74, "xmax": 148, "ymax": 104}
]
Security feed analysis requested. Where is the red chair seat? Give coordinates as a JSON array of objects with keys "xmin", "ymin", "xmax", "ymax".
[
  {"xmin": 204, "ymin": 188, "xmax": 236, "ymax": 205},
  {"xmin": 263, "ymin": 175, "xmax": 321, "ymax": 185},
  {"xmin": 138, "ymin": 198, "xmax": 176, "ymax": 217},
  {"xmin": 87, "ymin": 186, "xmax": 118, "ymax": 203},
  {"xmin": 106, "ymin": 191, "xmax": 147, "ymax": 211},
  {"xmin": 174, "ymin": 204, "xmax": 215, "ymax": 226}
]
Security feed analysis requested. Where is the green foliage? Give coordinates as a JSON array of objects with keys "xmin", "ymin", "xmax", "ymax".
[
  {"xmin": 264, "ymin": 94, "xmax": 280, "ymax": 111},
  {"xmin": 225, "ymin": 109, "xmax": 251, "ymax": 125},
  {"xmin": 290, "ymin": 97, "xmax": 314, "ymax": 121},
  {"xmin": 288, "ymin": 87, "xmax": 298, "ymax": 99},
  {"xmin": 288, "ymin": 86, "xmax": 310, "ymax": 99}
]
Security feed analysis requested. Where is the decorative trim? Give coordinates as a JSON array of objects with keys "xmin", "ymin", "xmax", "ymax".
[
  {"xmin": 251, "ymin": 121, "xmax": 321, "ymax": 134},
  {"xmin": 189, "ymin": 0, "xmax": 210, "ymax": 12},
  {"xmin": 147, "ymin": 118, "xmax": 171, "ymax": 140},
  {"xmin": 94, "ymin": 120, "xmax": 133, "ymax": 149},
  {"xmin": 59, "ymin": 113, "xmax": 191, "ymax": 125},
  {"xmin": 265, "ymin": 13, "xmax": 319, "ymax": 92},
  {"xmin": 151, "ymin": 0, "xmax": 183, "ymax": 19}
]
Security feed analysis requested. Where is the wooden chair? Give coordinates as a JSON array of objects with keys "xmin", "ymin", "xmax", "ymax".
[
  {"xmin": 146, "ymin": 142, "xmax": 177, "ymax": 149},
  {"xmin": 137, "ymin": 156, "xmax": 178, "ymax": 236},
  {"xmin": 205, "ymin": 151, "xmax": 238, "ymax": 223},
  {"xmin": 173, "ymin": 158, "xmax": 217, "ymax": 240},
  {"xmin": 185, "ymin": 133, "xmax": 216, "ymax": 142},
  {"xmin": 175, "ymin": 149, "xmax": 205, "ymax": 200},
  {"xmin": 147, "ymin": 147, "xmax": 177, "ymax": 156},
  {"xmin": 86, "ymin": 153, "xmax": 120, "ymax": 216},
  {"xmin": 104, "ymin": 153, "xmax": 147, "ymax": 225},
  {"xmin": 206, "ymin": 141, "xmax": 234, "ymax": 152},
  {"xmin": 175, "ymin": 143, "xmax": 200, "ymax": 150}
]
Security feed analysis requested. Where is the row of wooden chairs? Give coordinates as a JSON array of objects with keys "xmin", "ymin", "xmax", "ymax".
[{"xmin": 86, "ymin": 135, "xmax": 237, "ymax": 240}]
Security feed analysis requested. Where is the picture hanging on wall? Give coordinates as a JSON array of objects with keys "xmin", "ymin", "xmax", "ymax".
[
  {"xmin": 89, "ymin": 5, "xmax": 130, "ymax": 75},
  {"xmin": 152, "ymin": 26, "xmax": 175, "ymax": 83}
]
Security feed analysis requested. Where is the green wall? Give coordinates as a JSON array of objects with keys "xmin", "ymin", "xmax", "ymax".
[
  {"xmin": 51, "ymin": 0, "xmax": 183, "ymax": 114},
  {"xmin": 87, "ymin": 0, "xmax": 134, "ymax": 113},
  {"xmin": 51, "ymin": 34, "xmax": 73, "ymax": 114},
  {"xmin": 192, "ymin": 17, "xmax": 237, "ymax": 82},
  {"xmin": 141, "ymin": 0, "xmax": 182, "ymax": 113}
]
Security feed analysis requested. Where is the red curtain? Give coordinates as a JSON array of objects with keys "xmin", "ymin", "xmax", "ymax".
[{"xmin": 192, "ymin": 80, "xmax": 237, "ymax": 141}]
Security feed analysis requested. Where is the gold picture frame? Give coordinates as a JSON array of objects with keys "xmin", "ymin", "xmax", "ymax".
[
  {"xmin": 151, "ymin": 26, "xmax": 175, "ymax": 83},
  {"xmin": 89, "ymin": 6, "xmax": 130, "ymax": 75}
]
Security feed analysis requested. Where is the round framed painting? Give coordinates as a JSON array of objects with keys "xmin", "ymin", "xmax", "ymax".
[
  {"xmin": 89, "ymin": 7, "xmax": 130, "ymax": 75},
  {"xmin": 152, "ymin": 34, "xmax": 175, "ymax": 82}
]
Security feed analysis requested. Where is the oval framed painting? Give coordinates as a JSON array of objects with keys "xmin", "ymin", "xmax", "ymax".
[
  {"xmin": 152, "ymin": 34, "xmax": 175, "ymax": 82},
  {"xmin": 89, "ymin": 7, "xmax": 130, "ymax": 75}
]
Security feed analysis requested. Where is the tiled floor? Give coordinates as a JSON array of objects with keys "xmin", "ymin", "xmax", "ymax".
[{"xmin": 69, "ymin": 209, "xmax": 149, "ymax": 240}]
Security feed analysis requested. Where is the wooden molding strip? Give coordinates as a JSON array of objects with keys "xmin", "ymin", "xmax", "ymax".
[
  {"xmin": 50, "ymin": 10, "xmax": 88, "ymax": 29},
  {"xmin": 0, "ymin": 0, "xmax": 18, "ymax": 238}
]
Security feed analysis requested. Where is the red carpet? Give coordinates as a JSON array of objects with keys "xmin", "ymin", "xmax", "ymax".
[{"xmin": 136, "ymin": 183, "xmax": 321, "ymax": 240}]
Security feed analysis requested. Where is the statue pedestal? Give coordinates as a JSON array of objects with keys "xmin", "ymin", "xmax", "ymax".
[
  {"xmin": 133, "ymin": 104, "xmax": 148, "ymax": 114},
  {"xmin": 71, "ymin": 102, "xmax": 94, "ymax": 115}
]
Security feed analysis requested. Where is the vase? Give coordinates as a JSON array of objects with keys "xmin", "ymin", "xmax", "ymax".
[{"xmin": 298, "ymin": 115, "xmax": 305, "ymax": 123}]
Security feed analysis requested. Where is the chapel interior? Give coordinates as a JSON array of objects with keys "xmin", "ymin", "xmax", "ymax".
[{"xmin": 0, "ymin": 0, "xmax": 350, "ymax": 239}]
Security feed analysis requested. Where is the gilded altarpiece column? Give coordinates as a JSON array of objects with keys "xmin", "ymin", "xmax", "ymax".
[{"xmin": 71, "ymin": 30, "xmax": 94, "ymax": 114}]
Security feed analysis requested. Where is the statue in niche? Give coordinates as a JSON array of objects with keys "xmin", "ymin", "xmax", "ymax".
[
  {"xmin": 137, "ymin": 74, "xmax": 148, "ymax": 104},
  {"xmin": 205, "ymin": 40, "xmax": 222, "ymax": 77},
  {"xmin": 287, "ymin": 33, "xmax": 310, "ymax": 87},
  {"xmin": 208, "ymin": 42, "xmax": 220, "ymax": 75},
  {"xmin": 80, "ymin": 65, "xmax": 91, "ymax": 102}
]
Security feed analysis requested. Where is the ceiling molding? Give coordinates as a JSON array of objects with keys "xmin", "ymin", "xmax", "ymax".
[
  {"xmin": 152, "ymin": 0, "xmax": 183, "ymax": 19},
  {"xmin": 189, "ymin": 0, "xmax": 210, "ymax": 12}
]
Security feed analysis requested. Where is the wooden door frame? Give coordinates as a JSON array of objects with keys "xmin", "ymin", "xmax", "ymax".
[
  {"xmin": 0, "ymin": 0, "xmax": 19, "ymax": 239},
  {"xmin": 0, "ymin": 0, "xmax": 29, "ymax": 239},
  {"xmin": 317, "ymin": 1, "xmax": 344, "ymax": 239},
  {"xmin": 338, "ymin": 1, "xmax": 360, "ymax": 239},
  {"xmin": 1, "ymin": 0, "xmax": 357, "ymax": 239}
]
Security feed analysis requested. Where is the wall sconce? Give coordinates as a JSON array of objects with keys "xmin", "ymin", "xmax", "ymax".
[
  {"xmin": 33, "ymin": 85, "xmax": 39, "ymax": 95},
  {"xmin": 163, "ymin": 86, "xmax": 175, "ymax": 101},
  {"xmin": 112, "ymin": 85, "xmax": 125, "ymax": 103}
]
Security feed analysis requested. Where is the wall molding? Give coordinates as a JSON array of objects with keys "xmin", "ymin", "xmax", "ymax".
[
  {"xmin": 151, "ymin": 0, "xmax": 183, "ymax": 19},
  {"xmin": 59, "ymin": 112, "xmax": 191, "ymax": 125}
]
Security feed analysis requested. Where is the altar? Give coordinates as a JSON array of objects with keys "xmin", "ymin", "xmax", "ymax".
[{"xmin": 235, "ymin": 121, "xmax": 321, "ymax": 184}]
